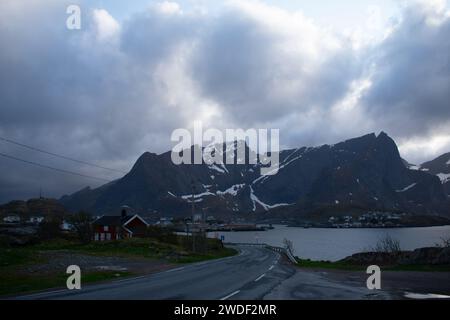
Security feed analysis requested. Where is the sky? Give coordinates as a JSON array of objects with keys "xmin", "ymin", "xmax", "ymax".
[{"xmin": 0, "ymin": 0, "xmax": 449, "ymax": 203}]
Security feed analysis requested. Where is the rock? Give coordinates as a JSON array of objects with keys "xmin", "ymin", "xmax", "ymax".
[
  {"xmin": 435, "ymin": 247, "xmax": 450, "ymax": 264},
  {"xmin": 399, "ymin": 247, "xmax": 441, "ymax": 265},
  {"xmin": 341, "ymin": 247, "xmax": 450, "ymax": 266},
  {"xmin": 340, "ymin": 252, "xmax": 401, "ymax": 266}
]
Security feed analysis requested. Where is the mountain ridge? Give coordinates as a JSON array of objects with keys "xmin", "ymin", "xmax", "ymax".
[{"xmin": 59, "ymin": 132, "xmax": 450, "ymax": 221}]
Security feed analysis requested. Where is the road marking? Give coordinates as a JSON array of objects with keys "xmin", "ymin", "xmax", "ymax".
[
  {"xmin": 165, "ymin": 267, "xmax": 185, "ymax": 273},
  {"xmin": 15, "ymin": 288, "xmax": 69, "ymax": 299},
  {"xmin": 404, "ymin": 292, "xmax": 450, "ymax": 300},
  {"xmin": 220, "ymin": 290, "xmax": 241, "ymax": 300},
  {"xmin": 268, "ymin": 265, "xmax": 274, "ymax": 271},
  {"xmin": 255, "ymin": 273, "xmax": 266, "ymax": 282},
  {"xmin": 114, "ymin": 275, "xmax": 146, "ymax": 283}
]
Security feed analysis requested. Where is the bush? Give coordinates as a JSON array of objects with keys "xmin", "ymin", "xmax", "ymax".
[
  {"xmin": 435, "ymin": 235, "xmax": 450, "ymax": 248},
  {"xmin": 146, "ymin": 226, "xmax": 179, "ymax": 245},
  {"xmin": 178, "ymin": 232, "xmax": 210, "ymax": 254},
  {"xmin": 373, "ymin": 234, "xmax": 401, "ymax": 254},
  {"xmin": 38, "ymin": 217, "xmax": 62, "ymax": 240},
  {"xmin": 67, "ymin": 211, "xmax": 94, "ymax": 244}
]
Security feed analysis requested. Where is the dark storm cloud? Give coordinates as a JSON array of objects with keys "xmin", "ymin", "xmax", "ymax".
[
  {"xmin": 0, "ymin": 0, "xmax": 449, "ymax": 203},
  {"xmin": 0, "ymin": 0, "xmax": 190, "ymax": 202},
  {"xmin": 362, "ymin": 1, "xmax": 450, "ymax": 139},
  {"xmin": 190, "ymin": 3, "xmax": 361, "ymax": 127}
]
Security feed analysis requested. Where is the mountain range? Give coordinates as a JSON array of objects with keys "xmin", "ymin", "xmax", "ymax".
[{"xmin": 59, "ymin": 132, "xmax": 450, "ymax": 223}]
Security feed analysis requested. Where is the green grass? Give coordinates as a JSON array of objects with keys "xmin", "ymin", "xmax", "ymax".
[
  {"xmin": 32, "ymin": 238, "xmax": 182, "ymax": 260},
  {"xmin": 296, "ymin": 259, "xmax": 365, "ymax": 271},
  {"xmin": 175, "ymin": 247, "xmax": 237, "ymax": 263},
  {"xmin": 0, "ymin": 270, "xmax": 131, "ymax": 297},
  {"xmin": 0, "ymin": 247, "xmax": 41, "ymax": 267},
  {"xmin": 27, "ymin": 237, "xmax": 237, "ymax": 262},
  {"xmin": 0, "ymin": 237, "xmax": 237, "ymax": 267}
]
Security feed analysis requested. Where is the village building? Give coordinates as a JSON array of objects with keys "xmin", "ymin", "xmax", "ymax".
[
  {"xmin": 28, "ymin": 216, "xmax": 44, "ymax": 224},
  {"xmin": 2, "ymin": 215, "xmax": 21, "ymax": 223},
  {"xmin": 92, "ymin": 209, "xmax": 149, "ymax": 241}
]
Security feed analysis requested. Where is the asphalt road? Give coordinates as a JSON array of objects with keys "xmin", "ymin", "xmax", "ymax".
[
  {"xmin": 14, "ymin": 245, "xmax": 296, "ymax": 300},
  {"xmin": 14, "ymin": 245, "xmax": 448, "ymax": 300}
]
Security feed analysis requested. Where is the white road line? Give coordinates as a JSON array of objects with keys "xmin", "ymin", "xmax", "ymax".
[
  {"xmin": 114, "ymin": 275, "xmax": 146, "ymax": 283},
  {"xmin": 16, "ymin": 274, "xmax": 148, "ymax": 299},
  {"xmin": 16, "ymin": 288, "xmax": 68, "ymax": 299},
  {"xmin": 405, "ymin": 292, "xmax": 450, "ymax": 299},
  {"xmin": 268, "ymin": 265, "xmax": 274, "ymax": 271},
  {"xmin": 220, "ymin": 290, "xmax": 241, "ymax": 300},
  {"xmin": 165, "ymin": 267, "xmax": 185, "ymax": 273},
  {"xmin": 254, "ymin": 274, "xmax": 266, "ymax": 282}
]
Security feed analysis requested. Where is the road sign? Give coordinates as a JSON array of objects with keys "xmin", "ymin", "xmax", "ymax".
[{"xmin": 220, "ymin": 235, "xmax": 225, "ymax": 241}]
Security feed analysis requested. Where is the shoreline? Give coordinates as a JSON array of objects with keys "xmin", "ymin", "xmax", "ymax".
[{"xmin": 286, "ymin": 223, "xmax": 450, "ymax": 229}]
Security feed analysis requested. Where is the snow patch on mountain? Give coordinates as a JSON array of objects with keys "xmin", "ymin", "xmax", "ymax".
[
  {"xmin": 252, "ymin": 148, "xmax": 304, "ymax": 185},
  {"xmin": 249, "ymin": 186, "xmax": 293, "ymax": 211},
  {"xmin": 208, "ymin": 163, "xmax": 229, "ymax": 174},
  {"xmin": 217, "ymin": 184, "xmax": 245, "ymax": 196},
  {"xmin": 181, "ymin": 192, "xmax": 215, "ymax": 200},
  {"xmin": 437, "ymin": 173, "xmax": 450, "ymax": 184},
  {"xmin": 396, "ymin": 183, "xmax": 417, "ymax": 193}
]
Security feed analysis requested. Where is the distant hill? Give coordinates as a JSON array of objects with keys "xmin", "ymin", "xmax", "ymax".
[
  {"xmin": 59, "ymin": 132, "xmax": 450, "ymax": 223},
  {"xmin": 420, "ymin": 152, "xmax": 450, "ymax": 197},
  {"xmin": 0, "ymin": 198, "xmax": 67, "ymax": 219}
]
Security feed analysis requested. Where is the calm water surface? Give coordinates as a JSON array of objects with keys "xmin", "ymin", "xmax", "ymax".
[{"xmin": 209, "ymin": 225, "xmax": 450, "ymax": 261}]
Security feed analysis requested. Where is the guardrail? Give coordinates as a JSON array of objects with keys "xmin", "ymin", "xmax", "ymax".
[{"xmin": 225, "ymin": 242, "xmax": 298, "ymax": 264}]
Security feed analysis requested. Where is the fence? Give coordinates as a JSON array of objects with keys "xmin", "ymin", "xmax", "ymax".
[{"xmin": 224, "ymin": 242, "xmax": 298, "ymax": 264}]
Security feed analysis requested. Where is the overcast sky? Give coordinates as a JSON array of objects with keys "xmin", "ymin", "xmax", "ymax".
[{"xmin": 0, "ymin": 0, "xmax": 449, "ymax": 203}]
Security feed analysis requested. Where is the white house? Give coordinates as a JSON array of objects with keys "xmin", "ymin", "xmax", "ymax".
[
  {"xmin": 60, "ymin": 220, "xmax": 73, "ymax": 231},
  {"xmin": 28, "ymin": 216, "xmax": 44, "ymax": 224},
  {"xmin": 3, "ymin": 215, "xmax": 21, "ymax": 223},
  {"xmin": 157, "ymin": 217, "xmax": 174, "ymax": 227}
]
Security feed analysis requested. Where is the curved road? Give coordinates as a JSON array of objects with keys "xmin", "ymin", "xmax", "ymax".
[{"xmin": 15, "ymin": 245, "xmax": 296, "ymax": 300}]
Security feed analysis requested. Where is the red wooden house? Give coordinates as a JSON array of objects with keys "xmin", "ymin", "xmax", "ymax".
[{"xmin": 93, "ymin": 210, "xmax": 149, "ymax": 241}]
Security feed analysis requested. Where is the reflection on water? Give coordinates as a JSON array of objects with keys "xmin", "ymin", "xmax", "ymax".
[{"xmin": 209, "ymin": 225, "xmax": 450, "ymax": 261}]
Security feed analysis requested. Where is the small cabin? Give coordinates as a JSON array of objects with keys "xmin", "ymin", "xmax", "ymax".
[
  {"xmin": 28, "ymin": 216, "xmax": 44, "ymax": 224},
  {"xmin": 92, "ymin": 209, "xmax": 149, "ymax": 241},
  {"xmin": 3, "ymin": 215, "xmax": 21, "ymax": 223}
]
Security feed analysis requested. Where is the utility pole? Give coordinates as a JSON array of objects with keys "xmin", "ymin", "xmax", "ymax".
[{"xmin": 191, "ymin": 179, "xmax": 196, "ymax": 253}]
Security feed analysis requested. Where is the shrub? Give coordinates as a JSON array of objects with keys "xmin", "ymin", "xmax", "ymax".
[
  {"xmin": 435, "ymin": 235, "xmax": 450, "ymax": 248},
  {"xmin": 146, "ymin": 226, "xmax": 179, "ymax": 245},
  {"xmin": 38, "ymin": 217, "xmax": 62, "ymax": 240},
  {"xmin": 373, "ymin": 234, "xmax": 401, "ymax": 254},
  {"xmin": 67, "ymin": 211, "xmax": 93, "ymax": 244}
]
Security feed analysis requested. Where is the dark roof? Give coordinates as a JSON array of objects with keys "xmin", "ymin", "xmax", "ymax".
[{"xmin": 93, "ymin": 215, "xmax": 134, "ymax": 226}]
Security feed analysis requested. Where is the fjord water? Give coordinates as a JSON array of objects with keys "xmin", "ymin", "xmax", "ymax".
[{"xmin": 210, "ymin": 225, "xmax": 450, "ymax": 261}]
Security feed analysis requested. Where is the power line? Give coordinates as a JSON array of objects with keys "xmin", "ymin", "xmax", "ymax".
[
  {"xmin": 0, "ymin": 136, "xmax": 127, "ymax": 174},
  {"xmin": 0, "ymin": 152, "xmax": 112, "ymax": 182}
]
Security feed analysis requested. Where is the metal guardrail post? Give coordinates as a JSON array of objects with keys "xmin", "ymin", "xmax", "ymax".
[{"xmin": 225, "ymin": 242, "xmax": 297, "ymax": 264}]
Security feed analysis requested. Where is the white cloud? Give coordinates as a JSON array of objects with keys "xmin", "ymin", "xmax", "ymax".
[
  {"xmin": 92, "ymin": 9, "xmax": 121, "ymax": 42},
  {"xmin": 399, "ymin": 134, "xmax": 450, "ymax": 164},
  {"xmin": 154, "ymin": 1, "xmax": 183, "ymax": 15}
]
